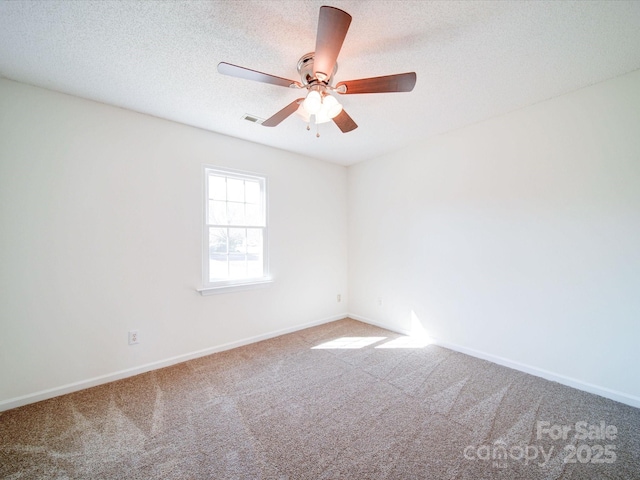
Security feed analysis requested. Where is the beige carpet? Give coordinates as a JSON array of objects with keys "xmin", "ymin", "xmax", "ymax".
[{"xmin": 1, "ymin": 318, "xmax": 639, "ymax": 479}]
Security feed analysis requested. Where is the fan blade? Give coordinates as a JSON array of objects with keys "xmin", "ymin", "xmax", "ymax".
[
  {"xmin": 332, "ymin": 109, "xmax": 358, "ymax": 133},
  {"xmin": 217, "ymin": 62, "xmax": 300, "ymax": 88},
  {"xmin": 336, "ymin": 72, "xmax": 417, "ymax": 94},
  {"xmin": 314, "ymin": 6, "xmax": 352, "ymax": 81},
  {"xmin": 262, "ymin": 98, "xmax": 304, "ymax": 127}
]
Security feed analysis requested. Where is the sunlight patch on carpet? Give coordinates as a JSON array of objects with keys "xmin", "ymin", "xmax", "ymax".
[{"xmin": 311, "ymin": 337, "xmax": 387, "ymax": 349}]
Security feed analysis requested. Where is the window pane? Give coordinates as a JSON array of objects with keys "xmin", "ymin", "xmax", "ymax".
[
  {"xmin": 247, "ymin": 228, "xmax": 263, "ymax": 278},
  {"xmin": 228, "ymin": 228, "xmax": 246, "ymax": 254},
  {"xmin": 209, "ymin": 227, "xmax": 229, "ymax": 280},
  {"xmin": 246, "ymin": 228, "xmax": 262, "ymax": 253},
  {"xmin": 227, "ymin": 202, "xmax": 245, "ymax": 225},
  {"xmin": 209, "ymin": 175, "xmax": 226, "ymax": 201},
  {"xmin": 247, "ymin": 259, "xmax": 263, "ymax": 278},
  {"xmin": 229, "ymin": 227, "xmax": 247, "ymax": 278},
  {"xmin": 210, "ymin": 256, "xmax": 228, "ymax": 280},
  {"xmin": 227, "ymin": 178, "xmax": 244, "ymax": 202},
  {"xmin": 245, "ymin": 204, "xmax": 262, "ymax": 226},
  {"xmin": 245, "ymin": 180, "xmax": 261, "ymax": 204},
  {"xmin": 209, "ymin": 227, "xmax": 228, "ymax": 254},
  {"xmin": 229, "ymin": 255, "xmax": 248, "ymax": 278},
  {"xmin": 209, "ymin": 200, "xmax": 227, "ymax": 225}
]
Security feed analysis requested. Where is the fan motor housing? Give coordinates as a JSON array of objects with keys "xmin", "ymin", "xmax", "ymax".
[{"xmin": 297, "ymin": 52, "xmax": 337, "ymax": 87}]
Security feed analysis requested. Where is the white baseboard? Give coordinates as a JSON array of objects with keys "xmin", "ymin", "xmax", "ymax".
[
  {"xmin": 0, "ymin": 313, "xmax": 347, "ymax": 412},
  {"xmin": 349, "ymin": 313, "xmax": 640, "ymax": 410}
]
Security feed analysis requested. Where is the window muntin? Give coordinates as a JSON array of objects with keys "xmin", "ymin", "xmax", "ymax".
[{"xmin": 204, "ymin": 167, "xmax": 267, "ymax": 287}]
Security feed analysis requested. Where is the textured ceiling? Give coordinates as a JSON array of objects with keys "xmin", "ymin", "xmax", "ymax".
[{"xmin": 1, "ymin": 0, "xmax": 640, "ymax": 166}]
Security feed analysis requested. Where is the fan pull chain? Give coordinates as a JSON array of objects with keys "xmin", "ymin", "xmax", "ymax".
[{"xmin": 316, "ymin": 122, "xmax": 320, "ymax": 138}]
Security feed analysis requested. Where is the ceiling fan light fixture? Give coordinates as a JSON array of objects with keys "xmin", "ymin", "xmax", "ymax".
[
  {"xmin": 303, "ymin": 90, "xmax": 322, "ymax": 114},
  {"xmin": 295, "ymin": 104, "xmax": 311, "ymax": 122},
  {"xmin": 300, "ymin": 92, "xmax": 343, "ymax": 125},
  {"xmin": 314, "ymin": 107, "xmax": 333, "ymax": 124},
  {"xmin": 315, "ymin": 95, "xmax": 342, "ymax": 124},
  {"xmin": 323, "ymin": 94, "xmax": 343, "ymax": 119}
]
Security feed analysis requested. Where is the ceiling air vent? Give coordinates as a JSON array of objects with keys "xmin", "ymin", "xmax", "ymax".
[{"xmin": 242, "ymin": 114, "xmax": 264, "ymax": 125}]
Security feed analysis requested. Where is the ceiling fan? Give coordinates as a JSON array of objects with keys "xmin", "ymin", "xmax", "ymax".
[{"xmin": 217, "ymin": 5, "xmax": 417, "ymax": 135}]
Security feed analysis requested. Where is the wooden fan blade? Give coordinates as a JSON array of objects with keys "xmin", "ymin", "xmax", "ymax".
[
  {"xmin": 262, "ymin": 98, "xmax": 304, "ymax": 127},
  {"xmin": 332, "ymin": 109, "xmax": 358, "ymax": 133},
  {"xmin": 313, "ymin": 6, "xmax": 352, "ymax": 81},
  {"xmin": 217, "ymin": 62, "xmax": 300, "ymax": 88},
  {"xmin": 336, "ymin": 72, "xmax": 417, "ymax": 94}
]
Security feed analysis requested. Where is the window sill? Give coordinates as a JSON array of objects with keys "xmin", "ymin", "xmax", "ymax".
[{"xmin": 197, "ymin": 279, "xmax": 273, "ymax": 296}]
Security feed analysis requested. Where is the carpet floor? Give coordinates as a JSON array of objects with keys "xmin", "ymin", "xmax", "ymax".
[{"xmin": 1, "ymin": 318, "xmax": 639, "ymax": 479}]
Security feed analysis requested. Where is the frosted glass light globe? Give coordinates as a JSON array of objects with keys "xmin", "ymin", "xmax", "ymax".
[
  {"xmin": 323, "ymin": 94, "xmax": 343, "ymax": 119},
  {"xmin": 302, "ymin": 90, "xmax": 322, "ymax": 115},
  {"xmin": 315, "ymin": 103, "xmax": 332, "ymax": 124}
]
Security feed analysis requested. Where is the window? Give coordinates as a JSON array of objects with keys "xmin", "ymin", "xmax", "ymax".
[{"xmin": 202, "ymin": 167, "xmax": 268, "ymax": 292}]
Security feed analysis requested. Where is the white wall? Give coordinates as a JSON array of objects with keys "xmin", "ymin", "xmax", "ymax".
[
  {"xmin": 348, "ymin": 69, "xmax": 640, "ymax": 405},
  {"xmin": 0, "ymin": 79, "xmax": 348, "ymax": 409}
]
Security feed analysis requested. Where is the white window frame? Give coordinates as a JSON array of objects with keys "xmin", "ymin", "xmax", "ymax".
[{"xmin": 199, "ymin": 166, "xmax": 270, "ymax": 295}]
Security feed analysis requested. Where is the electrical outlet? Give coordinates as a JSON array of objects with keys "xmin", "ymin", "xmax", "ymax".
[
  {"xmin": 377, "ymin": 296, "xmax": 383, "ymax": 307},
  {"xmin": 337, "ymin": 294, "xmax": 341, "ymax": 303},
  {"xmin": 128, "ymin": 330, "xmax": 139, "ymax": 345}
]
